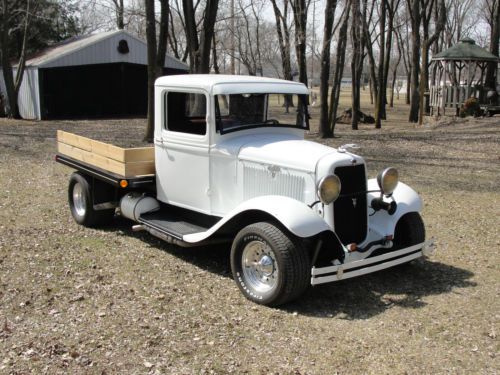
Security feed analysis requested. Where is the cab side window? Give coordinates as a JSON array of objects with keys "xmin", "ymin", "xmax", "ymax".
[{"xmin": 165, "ymin": 92, "xmax": 207, "ymax": 135}]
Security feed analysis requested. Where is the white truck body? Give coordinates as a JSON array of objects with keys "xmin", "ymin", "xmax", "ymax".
[{"xmin": 59, "ymin": 74, "xmax": 434, "ymax": 306}]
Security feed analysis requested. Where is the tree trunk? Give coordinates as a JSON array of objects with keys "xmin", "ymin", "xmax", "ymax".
[
  {"xmin": 418, "ymin": 45, "xmax": 428, "ymax": 124},
  {"xmin": 407, "ymin": 0, "xmax": 421, "ymax": 123},
  {"xmin": 390, "ymin": 45, "xmax": 401, "ymax": 107},
  {"xmin": 485, "ymin": 0, "xmax": 500, "ymax": 88},
  {"xmin": 144, "ymin": 0, "xmax": 170, "ymax": 142},
  {"xmin": 351, "ymin": 0, "xmax": 364, "ymax": 130},
  {"xmin": 418, "ymin": 0, "xmax": 445, "ymax": 125},
  {"xmin": 375, "ymin": 0, "xmax": 386, "ymax": 128},
  {"xmin": 327, "ymin": 2, "xmax": 350, "ymax": 137},
  {"xmin": 212, "ymin": 33, "xmax": 220, "ymax": 73},
  {"xmin": 291, "ymin": 0, "xmax": 308, "ymax": 86},
  {"xmin": 156, "ymin": 0, "xmax": 169, "ymax": 76},
  {"xmin": 318, "ymin": 0, "xmax": 338, "ymax": 138},
  {"xmin": 406, "ymin": 70, "xmax": 411, "ymax": 104},
  {"xmin": 0, "ymin": 0, "xmax": 30, "ymax": 119},
  {"xmin": 115, "ymin": 0, "xmax": 125, "ymax": 29},
  {"xmin": 183, "ymin": 0, "xmax": 219, "ymax": 73},
  {"xmin": 270, "ymin": 1, "xmax": 294, "ymax": 108},
  {"xmin": 381, "ymin": 0, "xmax": 399, "ymax": 117},
  {"xmin": 144, "ymin": 0, "xmax": 157, "ymax": 142},
  {"xmin": 270, "ymin": 0, "xmax": 293, "ymax": 81}
]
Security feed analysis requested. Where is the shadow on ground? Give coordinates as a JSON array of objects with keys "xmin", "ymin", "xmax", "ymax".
[
  {"xmin": 284, "ymin": 260, "xmax": 476, "ymax": 319},
  {"xmin": 105, "ymin": 218, "xmax": 476, "ymax": 319}
]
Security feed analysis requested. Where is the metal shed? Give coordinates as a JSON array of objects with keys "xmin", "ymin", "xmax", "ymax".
[{"xmin": 0, "ymin": 30, "xmax": 189, "ymax": 120}]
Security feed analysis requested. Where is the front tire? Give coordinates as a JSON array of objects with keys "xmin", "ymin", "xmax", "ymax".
[
  {"xmin": 230, "ymin": 222, "xmax": 310, "ymax": 306},
  {"xmin": 68, "ymin": 172, "xmax": 114, "ymax": 227},
  {"xmin": 393, "ymin": 212, "xmax": 426, "ymax": 250}
]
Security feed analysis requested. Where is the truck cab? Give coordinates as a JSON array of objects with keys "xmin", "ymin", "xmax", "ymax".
[{"xmin": 57, "ymin": 74, "xmax": 434, "ymax": 306}]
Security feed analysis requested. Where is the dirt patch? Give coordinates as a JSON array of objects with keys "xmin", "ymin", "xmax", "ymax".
[{"xmin": 0, "ymin": 111, "xmax": 499, "ymax": 374}]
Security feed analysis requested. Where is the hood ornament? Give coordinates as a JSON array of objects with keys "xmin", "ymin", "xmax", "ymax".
[
  {"xmin": 338, "ymin": 144, "xmax": 360, "ymax": 153},
  {"xmin": 267, "ymin": 165, "xmax": 281, "ymax": 178}
]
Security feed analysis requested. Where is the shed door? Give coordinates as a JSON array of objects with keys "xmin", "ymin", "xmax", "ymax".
[{"xmin": 39, "ymin": 63, "xmax": 147, "ymax": 119}]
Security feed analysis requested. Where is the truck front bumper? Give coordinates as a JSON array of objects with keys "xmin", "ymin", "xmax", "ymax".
[{"xmin": 311, "ymin": 240, "xmax": 435, "ymax": 286}]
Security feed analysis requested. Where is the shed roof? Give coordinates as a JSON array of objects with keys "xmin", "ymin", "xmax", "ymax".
[
  {"xmin": 23, "ymin": 30, "xmax": 189, "ymax": 70},
  {"xmin": 432, "ymin": 38, "xmax": 500, "ymax": 62}
]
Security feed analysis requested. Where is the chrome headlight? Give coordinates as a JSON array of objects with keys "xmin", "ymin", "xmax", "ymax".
[
  {"xmin": 317, "ymin": 175, "xmax": 341, "ymax": 204},
  {"xmin": 377, "ymin": 167, "xmax": 398, "ymax": 196}
]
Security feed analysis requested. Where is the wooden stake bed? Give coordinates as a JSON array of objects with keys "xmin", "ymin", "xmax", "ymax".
[{"xmin": 57, "ymin": 131, "xmax": 155, "ymax": 178}]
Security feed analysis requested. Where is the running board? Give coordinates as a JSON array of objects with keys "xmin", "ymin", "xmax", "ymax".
[
  {"xmin": 136, "ymin": 212, "xmax": 228, "ymax": 248},
  {"xmin": 311, "ymin": 240, "xmax": 435, "ymax": 285}
]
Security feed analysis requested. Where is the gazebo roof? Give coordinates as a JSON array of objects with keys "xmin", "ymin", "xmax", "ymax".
[{"xmin": 432, "ymin": 38, "xmax": 499, "ymax": 62}]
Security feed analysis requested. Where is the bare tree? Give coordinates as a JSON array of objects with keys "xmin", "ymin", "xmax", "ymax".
[
  {"xmin": 407, "ymin": 0, "xmax": 421, "ymax": 122},
  {"xmin": 182, "ymin": 0, "xmax": 219, "ymax": 73},
  {"xmin": 290, "ymin": 0, "xmax": 308, "ymax": 86},
  {"xmin": 0, "ymin": 0, "xmax": 31, "ymax": 118},
  {"xmin": 406, "ymin": 0, "xmax": 445, "ymax": 123},
  {"xmin": 351, "ymin": 0, "xmax": 368, "ymax": 130},
  {"xmin": 270, "ymin": 0, "xmax": 293, "ymax": 81},
  {"xmin": 485, "ymin": 0, "xmax": 499, "ymax": 88},
  {"xmin": 394, "ymin": 9, "xmax": 413, "ymax": 105},
  {"xmin": 362, "ymin": 1, "xmax": 378, "ymax": 108},
  {"xmin": 389, "ymin": 26, "xmax": 403, "ymax": 107},
  {"xmin": 168, "ymin": 0, "xmax": 189, "ymax": 62},
  {"xmin": 418, "ymin": 0, "xmax": 446, "ymax": 124},
  {"xmin": 443, "ymin": 0, "xmax": 476, "ymax": 47},
  {"xmin": 328, "ymin": 2, "xmax": 351, "ymax": 137},
  {"xmin": 232, "ymin": 0, "xmax": 264, "ymax": 75},
  {"xmin": 144, "ymin": 0, "xmax": 169, "ymax": 142},
  {"xmin": 270, "ymin": 0, "xmax": 295, "ymax": 109},
  {"xmin": 111, "ymin": 0, "xmax": 125, "ymax": 29},
  {"xmin": 374, "ymin": 0, "xmax": 387, "ymax": 129},
  {"xmin": 318, "ymin": 0, "xmax": 339, "ymax": 138}
]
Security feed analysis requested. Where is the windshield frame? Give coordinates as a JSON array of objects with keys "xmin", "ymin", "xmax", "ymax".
[{"xmin": 215, "ymin": 93, "xmax": 310, "ymax": 135}]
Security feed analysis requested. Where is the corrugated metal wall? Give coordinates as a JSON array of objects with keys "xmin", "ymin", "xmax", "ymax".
[
  {"xmin": 0, "ymin": 67, "xmax": 40, "ymax": 120},
  {"xmin": 18, "ymin": 68, "xmax": 40, "ymax": 120}
]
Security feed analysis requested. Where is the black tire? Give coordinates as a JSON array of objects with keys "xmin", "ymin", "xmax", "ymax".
[
  {"xmin": 68, "ymin": 172, "xmax": 114, "ymax": 227},
  {"xmin": 393, "ymin": 212, "xmax": 426, "ymax": 250},
  {"xmin": 230, "ymin": 222, "xmax": 310, "ymax": 306}
]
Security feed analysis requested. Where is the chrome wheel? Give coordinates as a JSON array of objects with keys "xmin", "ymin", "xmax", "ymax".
[
  {"xmin": 72, "ymin": 182, "xmax": 86, "ymax": 217},
  {"xmin": 242, "ymin": 240, "xmax": 279, "ymax": 293}
]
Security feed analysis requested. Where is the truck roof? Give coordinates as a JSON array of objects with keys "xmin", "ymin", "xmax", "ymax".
[{"xmin": 155, "ymin": 74, "xmax": 309, "ymax": 95}]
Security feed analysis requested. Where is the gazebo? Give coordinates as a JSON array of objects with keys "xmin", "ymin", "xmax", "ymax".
[{"xmin": 429, "ymin": 38, "xmax": 499, "ymax": 116}]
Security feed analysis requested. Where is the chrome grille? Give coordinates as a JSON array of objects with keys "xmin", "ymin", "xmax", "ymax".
[{"xmin": 333, "ymin": 164, "xmax": 367, "ymax": 244}]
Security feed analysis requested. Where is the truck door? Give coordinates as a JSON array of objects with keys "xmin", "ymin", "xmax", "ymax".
[{"xmin": 155, "ymin": 89, "xmax": 211, "ymax": 214}]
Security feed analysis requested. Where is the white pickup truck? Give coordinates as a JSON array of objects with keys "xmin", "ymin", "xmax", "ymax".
[{"xmin": 56, "ymin": 74, "xmax": 434, "ymax": 306}]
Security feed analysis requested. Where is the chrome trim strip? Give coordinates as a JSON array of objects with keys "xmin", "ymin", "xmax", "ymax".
[
  {"xmin": 310, "ymin": 239, "xmax": 435, "ymax": 285},
  {"xmin": 311, "ymin": 251, "xmax": 423, "ymax": 285}
]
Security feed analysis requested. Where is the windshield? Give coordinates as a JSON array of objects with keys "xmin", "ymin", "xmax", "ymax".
[{"xmin": 215, "ymin": 93, "xmax": 309, "ymax": 134}]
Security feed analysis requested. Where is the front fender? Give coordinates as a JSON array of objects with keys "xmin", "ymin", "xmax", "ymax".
[
  {"xmin": 367, "ymin": 179, "xmax": 423, "ymax": 237},
  {"xmin": 183, "ymin": 195, "xmax": 330, "ymax": 243}
]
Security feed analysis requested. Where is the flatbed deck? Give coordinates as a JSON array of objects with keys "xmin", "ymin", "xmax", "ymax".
[{"xmin": 57, "ymin": 130, "xmax": 155, "ymax": 178}]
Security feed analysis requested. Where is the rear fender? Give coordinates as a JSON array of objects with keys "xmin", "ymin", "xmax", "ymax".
[
  {"xmin": 367, "ymin": 179, "xmax": 423, "ymax": 237},
  {"xmin": 183, "ymin": 195, "xmax": 330, "ymax": 243}
]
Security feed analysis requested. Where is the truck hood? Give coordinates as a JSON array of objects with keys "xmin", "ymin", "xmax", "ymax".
[{"xmin": 235, "ymin": 134, "xmax": 336, "ymax": 172}]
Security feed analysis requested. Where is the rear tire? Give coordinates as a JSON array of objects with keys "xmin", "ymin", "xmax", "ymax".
[
  {"xmin": 68, "ymin": 172, "xmax": 114, "ymax": 227},
  {"xmin": 230, "ymin": 222, "xmax": 310, "ymax": 306}
]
